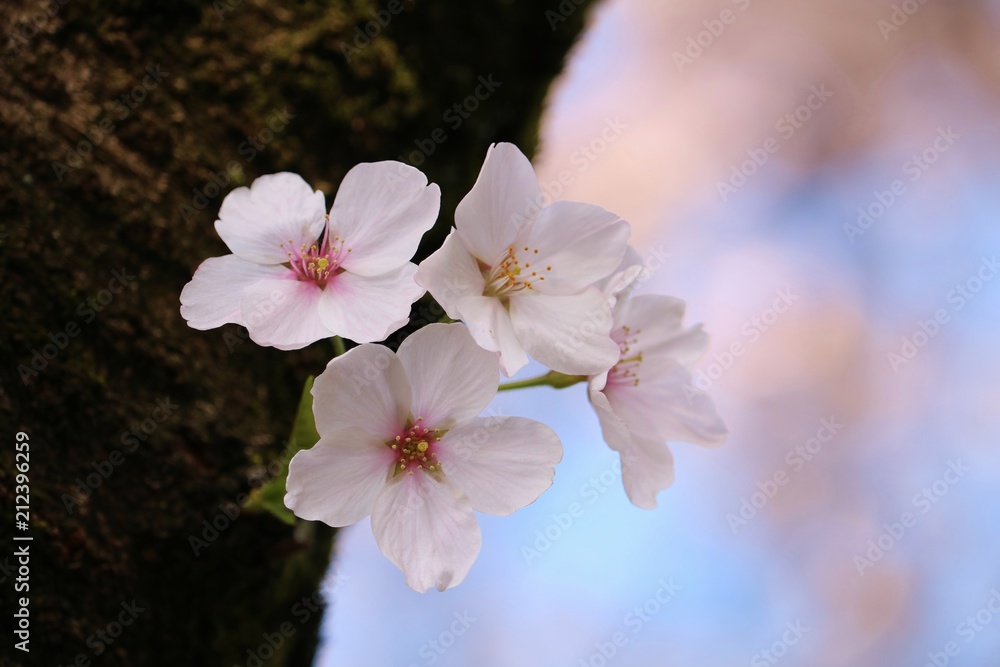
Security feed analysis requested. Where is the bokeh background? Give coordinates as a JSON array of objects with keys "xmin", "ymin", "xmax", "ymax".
[{"xmin": 317, "ymin": 0, "xmax": 1000, "ymax": 665}]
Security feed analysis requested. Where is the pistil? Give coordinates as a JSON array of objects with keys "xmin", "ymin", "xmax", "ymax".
[{"xmin": 281, "ymin": 216, "xmax": 351, "ymax": 288}]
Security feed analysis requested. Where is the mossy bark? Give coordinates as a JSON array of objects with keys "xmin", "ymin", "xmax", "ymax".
[{"xmin": 0, "ymin": 1, "xmax": 594, "ymax": 665}]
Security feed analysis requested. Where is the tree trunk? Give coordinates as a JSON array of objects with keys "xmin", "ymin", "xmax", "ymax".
[{"xmin": 0, "ymin": 1, "xmax": 594, "ymax": 664}]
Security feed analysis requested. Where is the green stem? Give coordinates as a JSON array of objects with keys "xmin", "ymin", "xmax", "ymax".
[
  {"xmin": 331, "ymin": 335, "xmax": 346, "ymax": 357},
  {"xmin": 496, "ymin": 375, "xmax": 553, "ymax": 392},
  {"xmin": 497, "ymin": 371, "xmax": 587, "ymax": 392}
]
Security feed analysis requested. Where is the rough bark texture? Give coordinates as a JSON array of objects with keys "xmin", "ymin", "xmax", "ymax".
[{"xmin": 0, "ymin": 1, "xmax": 594, "ymax": 665}]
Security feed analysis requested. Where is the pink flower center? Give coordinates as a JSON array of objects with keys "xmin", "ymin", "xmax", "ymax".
[
  {"xmin": 608, "ymin": 325, "xmax": 643, "ymax": 387},
  {"xmin": 483, "ymin": 245, "xmax": 552, "ymax": 298},
  {"xmin": 281, "ymin": 217, "xmax": 350, "ymax": 288},
  {"xmin": 387, "ymin": 417, "xmax": 444, "ymax": 477}
]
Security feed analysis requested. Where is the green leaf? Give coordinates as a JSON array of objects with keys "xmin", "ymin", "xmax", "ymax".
[{"xmin": 248, "ymin": 376, "xmax": 320, "ymax": 525}]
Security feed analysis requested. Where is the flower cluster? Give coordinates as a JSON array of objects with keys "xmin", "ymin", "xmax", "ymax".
[{"xmin": 180, "ymin": 143, "xmax": 726, "ymax": 592}]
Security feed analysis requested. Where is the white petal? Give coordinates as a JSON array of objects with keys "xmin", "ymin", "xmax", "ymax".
[
  {"xmin": 600, "ymin": 246, "xmax": 648, "ymax": 317},
  {"xmin": 606, "ymin": 360, "xmax": 727, "ymax": 446},
  {"xmin": 331, "ymin": 162, "xmax": 440, "ymax": 277},
  {"xmin": 318, "ymin": 264, "xmax": 424, "ymax": 344},
  {"xmin": 618, "ymin": 293, "xmax": 685, "ymax": 333},
  {"xmin": 589, "ymin": 387, "xmax": 675, "ymax": 509},
  {"xmin": 643, "ymin": 326, "xmax": 710, "ymax": 375},
  {"xmin": 588, "ymin": 380, "xmax": 632, "ymax": 451},
  {"xmin": 437, "ymin": 416, "xmax": 562, "ymax": 516},
  {"xmin": 598, "ymin": 245, "xmax": 645, "ymax": 293},
  {"xmin": 239, "ymin": 278, "xmax": 333, "ymax": 350},
  {"xmin": 509, "ymin": 289, "xmax": 620, "ymax": 375},
  {"xmin": 589, "ymin": 369, "xmax": 611, "ymax": 393},
  {"xmin": 619, "ymin": 436, "xmax": 676, "ymax": 510},
  {"xmin": 370, "ymin": 473, "xmax": 481, "ymax": 592},
  {"xmin": 415, "ymin": 230, "xmax": 486, "ymax": 320},
  {"xmin": 455, "ymin": 295, "xmax": 529, "ymax": 377},
  {"xmin": 618, "ymin": 295, "xmax": 707, "ymax": 369},
  {"xmin": 311, "ymin": 344, "xmax": 412, "ymax": 440},
  {"xmin": 284, "ymin": 430, "xmax": 395, "ymax": 527},
  {"xmin": 396, "ymin": 324, "xmax": 498, "ymax": 428},
  {"xmin": 179, "ymin": 255, "xmax": 288, "ymax": 330},
  {"xmin": 518, "ymin": 201, "xmax": 630, "ymax": 295},
  {"xmin": 455, "ymin": 143, "xmax": 541, "ymax": 262},
  {"xmin": 215, "ymin": 172, "xmax": 327, "ymax": 265}
]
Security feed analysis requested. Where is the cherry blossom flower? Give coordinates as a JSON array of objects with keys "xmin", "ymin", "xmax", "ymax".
[
  {"xmin": 284, "ymin": 323, "xmax": 562, "ymax": 592},
  {"xmin": 415, "ymin": 143, "xmax": 630, "ymax": 377},
  {"xmin": 180, "ymin": 166, "xmax": 439, "ymax": 349},
  {"xmin": 588, "ymin": 257, "xmax": 727, "ymax": 509}
]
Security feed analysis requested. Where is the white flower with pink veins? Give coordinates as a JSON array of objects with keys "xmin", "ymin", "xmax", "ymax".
[
  {"xmin": 588, "ymin": 254, "xmax": 727, "ymax": 509},
  {"xmin": 415, "ymin": 142, "xmax": 630, "ymax": 377},
  {"xmin": 180, "ymin": 165, "xmax": 440, "ymax": 349},
  {"xmin": 284, "ymin": 323, "xmax": 563, "ymax": 592}
]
